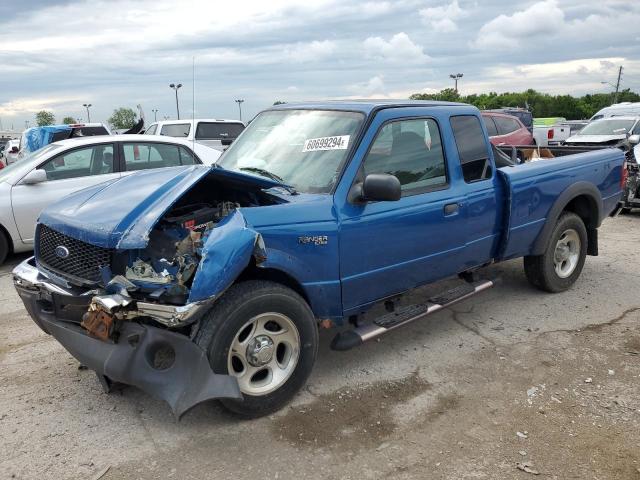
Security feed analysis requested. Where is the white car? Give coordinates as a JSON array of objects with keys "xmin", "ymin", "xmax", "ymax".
[
  {"xmin": 3, "ymin": 139, "xmax": 20, "ymax": 165},
  {"xmin": 0, "ymin": 134, "xmax": 221, "ymax": 263},
  {"xmin": 564, "ymin": 116, "xmax": 640, "ymax": 147},
  {"xmin": 144, "ymin": 118, "xmax": 245, "ymax": 151}
]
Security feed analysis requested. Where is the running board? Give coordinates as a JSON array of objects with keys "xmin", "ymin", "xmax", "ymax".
[{"xmin": 331, "ymin": 279, "xmax": 496, "ymax": 351}]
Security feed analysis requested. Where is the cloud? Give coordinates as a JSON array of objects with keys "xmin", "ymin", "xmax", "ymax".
[
  {"xmin": 420, "ymin": 0, "xmax": 466, "ymax": 33},
  {"xmin": 363, "ymin": 32, "xmax": 430, "ymax": 62},
  {"xmin": 473, "ymin": 0, "xmax": 565, "ymax": 50},
  {"xmin": 285, "ymin": 40, "xmax": 337, "ymax": 63}
]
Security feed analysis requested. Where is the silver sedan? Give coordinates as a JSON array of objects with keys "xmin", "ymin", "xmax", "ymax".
[{"xmin": 0, "ymin": 134, "xmax": 221, "ymax": 263}]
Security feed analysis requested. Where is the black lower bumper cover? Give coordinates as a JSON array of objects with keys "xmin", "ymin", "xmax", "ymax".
[{"xmin": 16, "ymin": 286, "xmax": 242, "ymax": 418}]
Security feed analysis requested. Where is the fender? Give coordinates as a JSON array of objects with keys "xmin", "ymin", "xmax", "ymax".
[
  {"xmin": 531, "ymin": 181, "xmax": 602, "ymax": 256},
  {"xmin": 187, "ymin": 210, "xmax": 264, "ymax": 303}
]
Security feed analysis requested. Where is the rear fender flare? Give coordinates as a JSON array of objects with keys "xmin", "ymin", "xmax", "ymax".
[{"xmin": 531, "ymin": 181, "xmax": 601, "ymax": 256}]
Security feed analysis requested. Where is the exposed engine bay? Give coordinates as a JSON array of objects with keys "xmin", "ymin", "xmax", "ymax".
[{"xmin": 107, "ymin": 174, "xmax": 283, "ymax": 307}]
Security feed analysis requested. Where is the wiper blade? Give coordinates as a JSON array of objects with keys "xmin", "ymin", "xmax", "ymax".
[{"xmin": 239, "ymin": 167, "xmax": 297, "ymax": 194}]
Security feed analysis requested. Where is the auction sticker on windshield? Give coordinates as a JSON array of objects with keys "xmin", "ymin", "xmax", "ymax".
[{"xmin": 302, "ymin": 135, "xmax": 350, "ymax": 152}]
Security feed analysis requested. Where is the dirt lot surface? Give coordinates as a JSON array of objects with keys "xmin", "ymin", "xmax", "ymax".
[{"xmin": 2, "ymin": 213, "xmax": 640, "ymax": 480}]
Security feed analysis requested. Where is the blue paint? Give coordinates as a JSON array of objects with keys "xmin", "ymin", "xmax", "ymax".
[{"xmin": 36, "ymin": 101, "xmax": 625, "ymax": 324}]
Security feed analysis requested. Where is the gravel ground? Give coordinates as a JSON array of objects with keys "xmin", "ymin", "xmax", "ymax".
[{"xmin": 1, "ymin": 213, "xmax": 639, "ymax": 480}]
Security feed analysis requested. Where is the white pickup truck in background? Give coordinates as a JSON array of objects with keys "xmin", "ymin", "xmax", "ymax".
[{"xmin": 533, "ymin": 118, "xmax": 588, "ymax": 147}]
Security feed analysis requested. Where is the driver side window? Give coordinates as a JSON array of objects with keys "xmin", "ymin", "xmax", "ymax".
[{"xmin": 363, "ymin": 118, "xmax": 447, "ymax": 196}]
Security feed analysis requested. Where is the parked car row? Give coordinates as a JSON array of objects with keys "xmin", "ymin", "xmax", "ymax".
[{"xmin": 0, "ymin": 134, "xmax": 221, "ymax": 263}]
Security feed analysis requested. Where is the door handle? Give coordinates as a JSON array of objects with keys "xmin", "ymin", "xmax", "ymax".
[{"xmin": 444, "ymin": 203, "xmax": 459, "ymax": 215}]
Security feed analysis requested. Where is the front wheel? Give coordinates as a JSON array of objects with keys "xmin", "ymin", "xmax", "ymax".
[
  {"xmin": 524, "ymin": 212, "xmax": 587, "ymax": 293},
  {"xmin": 195, "ymin": 280, "xmax": 318, "ymax": 417}
]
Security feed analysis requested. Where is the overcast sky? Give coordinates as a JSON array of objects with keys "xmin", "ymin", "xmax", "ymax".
[{"xmin": 0, "ymin": 0, "xmax": 638, "ymax": 129}]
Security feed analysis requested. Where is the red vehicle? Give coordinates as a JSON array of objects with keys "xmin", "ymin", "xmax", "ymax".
[{"xmin": 482, "ymin": 111, "xmax": 534, "ymax": 146}]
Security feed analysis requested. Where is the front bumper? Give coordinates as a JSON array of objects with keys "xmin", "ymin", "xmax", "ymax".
[{"xmin": 13, "ymin": 257, "xmax": 241, "ymax": 418}]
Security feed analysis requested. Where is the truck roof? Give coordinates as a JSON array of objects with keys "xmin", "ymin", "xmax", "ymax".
[{"xmin": 270, "ymin": 100, "xmax": 471, "ymax": 114}]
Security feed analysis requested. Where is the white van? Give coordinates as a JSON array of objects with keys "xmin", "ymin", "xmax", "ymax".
[{"xmin": 590, "ymin": 102, "xmax": 640, "ymax": 121}]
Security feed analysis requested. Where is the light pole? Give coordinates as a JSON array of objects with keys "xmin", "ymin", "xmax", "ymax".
[
  {"xmin": 82, "ymin": 103, "xmax": 92, "ymax": 123},
  {"xmin": 449, "ymin": 73, "xmax": 463, "ymax": 93},
  {"xmin": 169, "ymin": 83, "xmax": 182, "ymax": 119},
  {"xmin": 235, "ymin": 99, "xmax": 244, "ymax": 121},
  {"xmin": 152, "ymin": 109, "xmax": 158, "ymax": 122}
]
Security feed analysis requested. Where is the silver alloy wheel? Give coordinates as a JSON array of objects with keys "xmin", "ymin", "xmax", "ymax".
[
  {"xmin": 553, "ymin": 228, "xmax": 581, "ymax": 278},
  {"xmin": 227, "ymin": 312, "xmax": 300, "ymax": 396}
]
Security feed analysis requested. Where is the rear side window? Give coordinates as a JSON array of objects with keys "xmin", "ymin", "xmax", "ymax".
[
  {"xmin": 482, "ymin": 116, "xmax": 498, "ymax": 136},
  {"xmin": 494, "ymin": 116, "xmax": 519, "ymax": 135},
  {"xmin": 122, "ymin": 142, "xmax": 196, "ymax": 171},
  {"xmin": 145, "ymin": 124, "xmax": 158, "ymax": 135},
  {"xmin": 195, "ymin": 122, "xmax": 245, "ymax": 140},
  {"xmin": 70, "ymin": 126, "xmax": 109, "ymax": 137},
  {"xmin": 160, "ymin": 123, "xmax": 191, "ymax": 137},
  {"xmin": 450, "ymin": 115, "xmax": 492, "ymax": 183}
]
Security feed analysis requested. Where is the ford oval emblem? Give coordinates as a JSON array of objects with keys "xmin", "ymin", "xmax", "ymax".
[{"xmin": 54, "ymin": 245, "xmax": 70, "ymax": 259}]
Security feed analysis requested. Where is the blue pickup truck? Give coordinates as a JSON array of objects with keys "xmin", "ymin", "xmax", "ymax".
[{"xmin": 13, "ymin": 101, "xmax": 625, "ymax": 418}]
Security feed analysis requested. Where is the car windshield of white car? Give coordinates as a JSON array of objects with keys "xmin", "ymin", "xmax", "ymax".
[
  {"xmin": 579, "ymin": 119, "xmax": 636, "ymax": 136},
  {"xmin": 217, "ymin": 109, "xmax": 364, "ymax": 194}
]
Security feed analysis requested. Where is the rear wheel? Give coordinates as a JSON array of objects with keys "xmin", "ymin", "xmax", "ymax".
[
  {"xmin": 620, "ymin": 207, "xmax": 632, "ymax": 214},
  {"xmin": 524, "ymin": 212, "xmax": 587, "ymax": 292},
  {"xmin": 195, "ymin": 280, "xmax": 318, "ymax": 417}
]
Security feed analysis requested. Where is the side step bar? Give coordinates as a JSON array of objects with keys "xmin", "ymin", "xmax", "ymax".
[{"xmin": 331, "ymin": 279, "xmax": 496, "ymax": 351}]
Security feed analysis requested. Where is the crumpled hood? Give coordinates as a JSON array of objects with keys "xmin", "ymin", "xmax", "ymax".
[
  {"xmin": 565, "ymin": 134, "xmax": 625, "ymax": 144},
  {"xmin": 38, "ymin": 165, "xmax": 283, "ymax": 249}
]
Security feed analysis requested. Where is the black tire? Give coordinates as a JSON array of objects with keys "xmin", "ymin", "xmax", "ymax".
[
  {"xmin": 523, "ymin": 212, "xmax": 588, "ymax": 293},
  {"xmin": 195, "ymin": 280, "xmax": 318, "ymax": 418},
  {"xmin": 0, "ymin": 230, "xmax": 9, "ymax": 265},
  {"xmin": 620, "ymin": 207, "xmax": 632, "ymax": 214}
]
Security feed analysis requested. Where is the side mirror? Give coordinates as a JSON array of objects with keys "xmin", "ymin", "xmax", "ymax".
[
  {"xmin": 629, "ymin": 134, "xmax": 640, "ymax": 145},
  {"xmin": 21, "ymin": 169, "xmax": 48, "ymax": 185},
  {"xmin": 361, "ymin": 173, "xmax": 401, "ymax": 202}
]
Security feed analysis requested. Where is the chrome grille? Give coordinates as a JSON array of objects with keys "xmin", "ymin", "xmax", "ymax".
[{"xmin": 37, "ymin": 224, "xmax": 112, "ymax": 284}]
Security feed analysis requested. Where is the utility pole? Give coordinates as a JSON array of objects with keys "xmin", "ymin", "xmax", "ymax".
[
  {"xmin": 449, "ymin": 73, "xmax": 463, "ymax": 93},
  {"xmin": 614, "ymin": 66, "xmax": 623, "ymax": 104},
  {"xmin": 82, "ymin": 103, "xmax": 92, "ymax": 123},
  {"xmin": 235, "ymin": 99, "xmax": 244, "ymax": 121},
  {"xmin": 169, "ymin": 83, "xmax": 182, "ymax": 119},
  {"xmin": 152, "ymin": 109, "xmax": 158, "ymax": 122}
]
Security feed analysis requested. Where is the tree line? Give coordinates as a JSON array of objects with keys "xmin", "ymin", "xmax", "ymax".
[
  {"xmin": 409, "ymin": 88, "xmax": 640, "ymax": 120},
  {"xmin": 33, "ymin": 107, "xmax": 137, "ymax": 129}
]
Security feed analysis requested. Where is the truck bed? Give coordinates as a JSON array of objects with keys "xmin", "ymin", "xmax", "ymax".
[{"xmin": 496, "ymin": 147, "xmax": 625, "ymax": 260}]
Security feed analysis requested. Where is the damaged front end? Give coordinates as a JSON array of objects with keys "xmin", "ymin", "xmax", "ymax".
[{"xmin": 14, "ymin": 167, "xmax": 284, "ymax": 417}]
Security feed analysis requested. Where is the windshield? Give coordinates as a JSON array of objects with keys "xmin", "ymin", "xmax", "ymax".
[
  {"xmin": 0, "ymin": 144, "xmax": 62, "ymax": 183},
  {"xmin": 579, "ymin": 119, "xmax": 636, "ymax": 136},
  {"xmin": 218, "ymin": 109, "xmax": 364, "ymax": 193}
]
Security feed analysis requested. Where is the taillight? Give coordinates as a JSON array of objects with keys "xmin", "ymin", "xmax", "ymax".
[
  {"xmin": 621, "ymin": 161, "xmax": 628, "ymax": 189},
  {"xmin": 547, "ymin": 129, "xmax": 554, "ymax": 139}
]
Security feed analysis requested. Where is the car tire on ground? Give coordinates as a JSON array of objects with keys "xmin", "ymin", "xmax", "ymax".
[
  {"xmin": 523, "ymin": 212, "xmax": 587, "ymax": 293},
  {"xmin": 195, "ymin": 280, "xmax": 318, "ymax": 418},
  {"xmin": 620, "ymin": 207, "xmax": 632, "ymax": 214},
  {"xmin": 0, "ymin": 230, "xmax": 9, "ymax": 265}
]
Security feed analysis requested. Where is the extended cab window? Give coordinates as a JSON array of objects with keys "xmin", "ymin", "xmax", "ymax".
[
  {"xmin": 145, "ymin": 124, "xmax": 158, "ymax": 135},
  {"xmin": 450, "ymin": 115, "xmax": 492, "ymax": 183},
  {"xmin": 41, "ymin": 144, "xmax": 114, "ymax": 181},
  {"xmin": 123, "ymin": 143, "xmax": 196, "ymax": 171},
  {"xmin": 363, "ymin": 118, "xmax": 447, "ymax": 195},
  {"xmin": 160, "ymin": 123, "xmax": 190, "ymax": 137}
]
